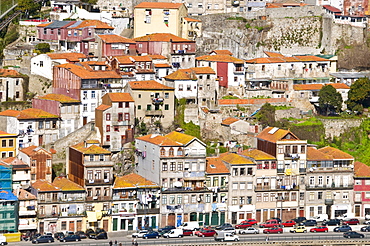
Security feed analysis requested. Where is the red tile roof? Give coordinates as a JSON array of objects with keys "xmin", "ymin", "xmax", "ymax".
[
  {"xmin": 0, "ymin": 108, "xmax": 59, "ymax": 119},
  {"xmin": 241, "ymin": 148, "xmax": 276, "ymax": 160},
  {"xmin": 318, "ymin": 146, "xmax": 354, "ymax": 160},
  {"xmin": 190, "ymin": 67, "xmax": 215, "ymax": 74},
  {"xmin": 323, "ymin": 5, "xmax": 342, "ymax": 13},
  {"xmin": 134, "ymin": 33, "xmax": 191, "ymax": 42},
  {"xmin": 184, "ymin": 17, "xmax": 202, "ymax": 22},
  {"xmin": 0, "ymin": 130, "xmax": 17, "ymax": 137},
  {"xmin": 107, "ymin": 93, "xmax": 134, "ymax": 102},
  {"xmin": 14, "ymin": 188, "xmax": 36, "ymax": 200},
  {"xmin": 221, "ymin": 117, "xmax": 239, "ymax": 126},
  {"xmin": 293, "ymin": 83, "xmax": 350, "ymax": 91},
  {"xmin": 47, "ymin": 52, "xmax": 86, "ymax": 62},
  {"xmin": 164, "ymin": 69, "xmax": 196, "ymax": 80},
  {"xmin": 147, "ymin": 55, "xmax": 167, "ymax": 59},
  {"xmin": 307, "ymin": 147, "xmax": 332, "ymax": 161},
  {"xmin": 32, "ymin": 179, "xmax": 60, "ymax": 192},
  {"xmin": 206, "ymin": 157, "xmax": 230, "ymax": 174},
  {"xmin": 20, "ymin": 146, "xmax": 51, "ymax": 157},
  {"xmin": 129, "ymin": 56, "xmax": 152, "ymax": 62},
  {"xmin": 96, "ymin": 104, "xmax": 111, "ymax": 111},
  {"xmin": 135, "ymin": 2, "xmax": 183, "ymax": 9},
  {"xmin": 53, "ymin": 176, "xmax": 85, "ymax": 191},
  {"xmin": 245, "ymin": 54, "xmax": 329, "ymax": 64},
  {"xmin": 128, "ymin": 80, "xmax": 174, "ymax": 90},
  {"xmin": 0, "ymin": 109, "xmax": 20, "ymax": 117},
  {"xmin": 136, "ymin": 134, "xmax": 182, "ymax": 146},
  {"xmin": 99, "ymin": 34, "xmax": 136, "ymax": 44},
  {"xmin": 0, "ymin": 69, "xmax": 21, "ymax": 77},
  {"xmin": 328, "ymin": 83, "xmax": 350, "ymax": 89},
  {"xmin": 71, "ymin": 142, "xmax": 110, "ymax": 154},
  {"xmin": 209, "ymin": 50, "xmax": 232, "ymax": 55},
  {"xmin": 37, "ymin": 93, "xmax": 80, "ymax": 103},
  {"xmin": 219, "ymin": 98, "xmax": 287, "ymax": 105},
  {"xmin": 55, "ymin": 63, "xmax": 121, "ymax": 79},
  {"xmin": 354, "ymin": 161, "xmax": 370, "ymax": 177},
  {"xmin": 154, "ymin": 63, "xmax": 172, "ymax": 68},
  {"xmin": 71, "ymin": 20, "xmax": 114, "ymax": 29},
  {"xmin": 114, "ymin": 173, "xmax": 159, "ymax": 189},
  {"xmin": 196, "ymin": 54, "xmax": 244, "ymax": 64},
  {"xmin": 264, "ymin": 51, "xmax": 285, "ymax": 58},
  {"xmin": 257, "ymin": 127, "xmax": 299, "ymax": 143},
  {"xmin": 221, "ymin": 152, "xmax": 254, "ymax": 165}
]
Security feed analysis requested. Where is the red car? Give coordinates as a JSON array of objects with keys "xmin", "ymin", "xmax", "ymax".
[
  {"xmin": 242, "ymin": 219, "xmax": 258, "ymax": 225},
  {"xmin": 281, "ymin": 220, "xmax": 296, "ymax": 227},
  {"xmin": 343, "ymin": 219, "xmax": 360, "ymax": 225},
  {"xmin": 182, "ymin": 230, "xmax": 193, "ymax": 236},
  {"xmin": 310, "ymin": 226, "xmax": 329, "ymax": 233},
  {"xmin": 197, "ymin": 229, "xmax": 216, "ymax": 237},
  {"xmin": 263, "ymin": 227, "xmax": 283, "ymax": 234},
  {"xmin": 259, "ymin": 219, "xmax": 280, "ymax": 228},
  {"xmin": 235, "ymin": 222, "xmax": 252, "ymax": 229}
]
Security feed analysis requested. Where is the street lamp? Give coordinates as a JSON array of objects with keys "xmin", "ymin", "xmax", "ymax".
[{"xmin": 275, "ymin": 195, "xmax": 284, "ymax": 222}]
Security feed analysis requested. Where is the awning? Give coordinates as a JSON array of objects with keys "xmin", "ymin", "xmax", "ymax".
[
  {"xmin": 87, "ymin": 211, "xmax": 97, "ymax": 222},
  {"xmin": 96, "ymin": 211, "xmax": 102, "ymax": 220}
]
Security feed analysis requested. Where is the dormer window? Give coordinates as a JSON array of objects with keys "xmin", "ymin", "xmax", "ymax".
[
  {"xmin": 169, "ymin": 148, "xmax": 174, "ymax": 156},
  {"xmin": 160, "ymin": 148, "xmax": 166, "ymax": 156},
  {"xmin": 177, "ymin": 148, "xmax": 183, "ymax": 156}
]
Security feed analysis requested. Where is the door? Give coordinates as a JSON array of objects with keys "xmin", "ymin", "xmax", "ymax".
[
  {"xmin": 128, "ymin": 219, "xmax": 133, "ymax": 230},
  {"xmin": 151, "ymin": 216, "xmax": 156, "ymax": 229},
  {"xmin": 270, "ymin": 210, "xmax": 275, "ymax": 219},
  {"xmin": 69, "ymin": 221, "xmax": 75, "ymax": 232},
  {"xmin": 231, "ymin": 212, "xmax": 237, "ymax": 224},
  {"xmin": 168, "ymin": 213, "xmax": 175, "ymax": 226},
  {"xmin": 103, "ymin": 219, "xmax": 108, "ymax": 231},
  {"xmin": 205, "ymin": 213, "xmax": 210, "ymax": 226},
  {"xmin": 38, "ymin": 135, "xmax": 43, "ymax": 146},
  {"xmin": 77, "ymin": 220, "xmax": 82, "ymax": 231},
  {"xmin": 299, "ymin": 208, "xmax": 305, "ymax": 217},
  {"xmin": 190, "ymin": 212, "xmax": 197, "ymax": 221},
  {"xmin": 263, "ymin": 209, "xmax": 268, "ymax": 221},
  {"xmin": 120, "ymin": 219, "xmax": 126, "ymax": 230},
  {"xmin": 220, "ymin": 212, "xmax": 225, "ymax": 224},
  {"xmin": 355, "ymin": 205, "xmax": 361, "ymax": 217},
  {"xmin": 113, "ymin": 218, "xmax": 118, "ymax": 231},
  {"xmin": 211, "ymin": 212, "xmax": 219, "ymax": 225},
  {"xmin": 83, "ymin": 117, "xmax": 87, "ymax": 125},
  {"xmin": 39, "ymin": 222, "xmax": 44, "ymax": 234}
]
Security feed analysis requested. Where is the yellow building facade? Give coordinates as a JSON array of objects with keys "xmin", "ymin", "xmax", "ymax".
[{"xmin": 0, "ymin": 131, "xmax": 17, "ymax": 159}]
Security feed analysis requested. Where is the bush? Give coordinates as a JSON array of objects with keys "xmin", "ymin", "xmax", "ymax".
[{"xmin": 35, "ymin": 43, "xmax": 50, "ymax": 54}]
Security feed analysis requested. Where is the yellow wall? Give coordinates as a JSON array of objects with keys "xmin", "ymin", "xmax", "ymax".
[
  {"xmin": 0, "ymin": 134, "xmax": 17, "ymax": 158},
  {"xmin": 4, "ymin": 232, "xmax": 21, "ymax": 242}
]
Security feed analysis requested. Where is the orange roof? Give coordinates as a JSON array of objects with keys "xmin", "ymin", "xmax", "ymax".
[
  {"xmin": 306, "ymin": 147, "xmax": 332, "ymax": 161},
  {"xmin": 14, "ymin": 189, "xmax": 36, "ymax": 200},
  {"xmin": 128, "ymin": 80, "xmax": 174, "ymax": 90},
  {"xmin": 164, "ymin": 69, "xmax": 196, "ymax": 80},
  {"xmin": 147, "ymin": 55, "xmax": 167, "ymax": 59},
  {"xmin": 221, "ymin": 117, "xmax": 239, "ymax": 126},
  {"xmin": 218, "ymin": 98, "xmax": 287, "ymax": 105},
  {"xmin": 184, "ymin": 17, "xmax": 202, "ymax": 22},
  {"xmin": 0, "ymin": 130, "xmax": 17, "ymax": 137},
  {"xmin": 70, "ymin": 20, "xmax": 114, "ymax": 29},
  {"xmin": 206, "ymin": 157, "xmax": 230, "ymax": 174},
  {"xmin": 209, "ymin": 50, "xmax": 232, "ymax": 56},
  {"xmin": 0, "ymin": 109, "xmax": 20, "ymax": 117},
  {"xmin": 257, "ymin": 127, "xmax": 299, "ymax": 143},
  {"xmin": 134, "ymin": 33, "xmax": 191, "ymax": 42},
  {"xmin": 37, "ymin": 22, "xmax": 51, "ymax": 27},
  {"xmin": 241, "ymin": 148, "xmax": 276, "ymax": 160},
  {"xmin": 32, "ymin": 180, "xmax": 60, "ymax": 192},
  {"xmin": 107, "ymin": 93, "xmax": 134, "ymax": 102},
  {"xmin": 294, "ymin": 55, "xmax": 329, "ymax": 62},
  {"xmin": 221, "ymin": 152, "xmax": 254, "ymax": 165},
  {"xmin": 96, "ymin": 104, "xmax": 111, "ymax": 111},
  {"xmin": 53, "ymin": 176, "xmax": 84, "ymax": 191},
  {"xmin": 99, "ymin": 34, "xmax": 136, "ymax": 44},
  {"xmin": 293, "ymin": 84, "xmax": 323, "ymax": 91},
  {"xmin": 114, "ymin": 56, "xmax": 135, "ymax": 64},
  {"xmin": 47, "ymin": 52, "xmax": 86, "ymax": 62},
  {"xmin": 55, "ymin": 63, "xmax": 121, "ymax": 79},
  {"xmin": 71, "ymin": 142, "xmax": 110, "ymax": 154},
  {"xmin": 245, "ymin": 53, "xmax": 329, "ymax": 64},
  {"xmin": 129, "ymin": 56, "xmax": 152, "ymax": 62},
  {"xmin": 354, "ymin": 161, "xmax": 370, "ymax": 177},
  {"xmin": 114, "ymin": 173, "xmax": 159, "ymax": 189},
  {"xmin": 37, "ymin": 93, "xmax": 80, "ymax": 103},
  {"xmin": 20, "ymin": 146, "xmax": 51, "ymax": 157},
  {"xmin": 318, "ymin": 146, "xmax": 354, "ymax": 160},
  {"xmin": 264, "ymin": 51, "xmax": 285, "ymax": 58},
  {"xmin": 136, "ymin": 134, "xmax": 182, "ymax": 146},
  {"xmin": 165, "ymin": 131, "xmax": 197, "ymax": 145},
  {"xmin": 0, "ymin": 69, "xmax": 21, "ymax": 77},
  {"xmin": 327, "ymin": 83, "xmax": 350, "ymax": 89},
  {"xmin": 135, "ymin": 2, "xmax": 183, "ymax": 9},
  {"xmin": 1, "ymin": 157, "xmax": 28, "ymax": 167},
  {"xmin": 154, "ymin": 63, "xmax": 172, "ymax": 68},
  {"xmin": 196, "ymin": 54, "xmax": 244, "ymax": 64},
  {"xmin": 0, "ymin": 108, "xmax": 59, "ymax": 119},
  {"xmin": 190, "ymin": 67, "xmax": 215, "ymax": 74}
]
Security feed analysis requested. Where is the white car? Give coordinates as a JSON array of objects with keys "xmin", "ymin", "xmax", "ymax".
[
  {"xmin": 239, "ymin": 227, "xmax": 259, "ymax": 234},
  {"xmin": 132, "ymin": 230, "xmax": 149, "ymax": 238}
]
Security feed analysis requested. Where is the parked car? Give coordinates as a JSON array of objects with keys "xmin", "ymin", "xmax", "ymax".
[
  {"xmin": 263, "ymin": 227, "xmax": 283, "ymax": 234},
  {"xmin": 32, "ymin": 236, "xmax": 54, "ymax": 244},
  {"xmin": 217, "ymin": 227, "xmax": 235, "ymax": 235},
  {"xmin": 178, "ymin": 222, "xmax": 200, "ymax": 231},
  {"xmin": 303, "ymin": 220, "xmax": 317, "ymax": 227},
  {"xmin": 343, "ymin": 219, "xmax": 360, "ymax": 225},
  {"xmin": 290, "ymin": 226, "xmax": 307, "ymax": 233},
  {"xmin": 259, "ymin": 219, "xmax": 280, "ymax": 228},
  {"xmin": 361, "ymin": 226, "xmax": 370, "ymax": 232},
  {"xmin": 322, "ymin": 219, "xmax": 341, "ymax": 226},
  {"xmin": 86, "ymin": 229, "xmax": 96, "ymax": 239},
  {"xmin": 235, "ymin": 222, "xmax": 252, "ymax": 229},
  {"xmin": 158, "ymin": 226, "xmax": 176, "ymax": 233},
  {"xmin": 143, "ymin": 231, "xmax": 160, "ymax": 239},
  {"xmin": 243, "ymin": 219, "xmax": 258, "ymax": 225},
  {"xmin": 310, "ymin": 226, "xmax": 329, "ymax": 233},
  {"xmin": 132, "ymin": 230, "xmax": 150, "ymax": 238},
  {"xmin": 162, "ymin": 229, "xmax": 183, "ymax": 238},
  {"xmin": 309, "ymin": 214, "xmax": 329, "ymax": 222},
  {"xmin": 215, "ymin": 223, "xmax": 233, "ymax": 230},
  {"xmin": 53, "ymin": 232, "xmax": 64, "ymax": 240},
  {"xmin": 334, "ymin": 225, "xmax": 352, "ymax": 232},
  {"xmin": 281, "ymin": 220, "xmax": 296, "ymax": 227},
  {"xmin": 268, "ymin": 217, "xmax": 282, "ymax": 223},
  {"xmin": 343, "ymin": 231, "xmax": 365, "ymax": 238},
  {"xmin": 182, "ymin": 230, "xmax": 194, "ymax": 236},
  {"xmin": 95, "ymin": 232, "xmax": 108, "ymax": 240},
  {"xmin": 364, "ymin": 221, "xmax": 370, "ymax": 225},
  {"xmin": 59, "ymin": 235, "xmax": 81, "ymax": 242},
  {"xmin": 214, "ymin": 232, "xmax": 239, "ymax": 242},
  {"xmin": 292, "ymin": 217, "xmax": 306, "ymax": 224},
  {"xmin": 197, "ymin": 229, "xmax": 216, "ymax": 237},
  {"xmin": 75, "ymin": 231, "xmax": 87, "ymax": 239},
  {"xmin": 239, "ymin": 227, "xmax": 259, "ymax": 234}
]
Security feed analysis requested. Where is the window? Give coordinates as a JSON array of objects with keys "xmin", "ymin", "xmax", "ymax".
[
  {"xmin": 147, "ymin": 104, "xmax": 151, "ymax": 110},
  {"xmin": 170, "ymin": 162, "xmax": 176, "ymax": 171},
  {"xmin": 61, "ymin": 221, "xmax": 67, "ymax": 230},
  {"xmin": 264, "ymin": 161, "xmax": 269, "ymax": 169},
  {"xmin": 318, "ymin": 192, "xmax": 323, "ymax": 200},
  {"xmin": 165, "ymin": 104, "xmax": 169, "ymax": 110},
  {"xmin": 137, "ymin": 105, "xmax": 141, "ymax": 110},
  {"xmin": 1, "ymin": 140, "xmax": 6, "ymax": 147},
  {"xmin": 179, "ymin": 84, "xmax": 183, "ymax": 91},
  {"xmin": 114, "ymin": 126, "xmax": 119, "ymax": 132},
  {"xmin": 291, "ymin": 192, "xmax": 297, "ymax": 201},
  {"xmin": 232, "ymin": 182, "xmax": 238, "ymax": 190},
  {"xmin": 257, "ymin": 162, "xmax": 262, "ymax": 169},
  {"xmin": 91, "ymin": 103, "xmax": 96, "ymax": 112},
  {"xmin": 240, "ymin": 182, "xmax": 245, "ymax": 189},
  {"xmin": 177, "ymin": 148, "xmax": 183, "ymax": 156},
  {"xmin": 91, "ymin": 91, "xmax": 96, "ymax": 99},
  {"xmin": 233, "ymin": 168, "xmax": 238, "ymax": 176},
  {"xmin": 256, "ymin": 194, "xmax": 262, "ymax": 202},
  {"xmin": 343, "ymin": 192, "xmax": 348, "ymax": 199},
  {"xmin": 162, "ymin": 162, "xmax": 168, "ymax": 171},
  {"xmin": 106, "ymin": 113, "xmax": 111, "ymax": 121},
  {"xmin": 118, "ymin": 113, "xmax": 123, "ymax": 121},
  {"xmin": 169, "ymin": 195, "xmax": 175, "ymax": 204},
  {"xmin": 232, "ymin": 197, "xmax": 238, "ymax": 205},
  {"xmin": 177, "ymin": 162, "xmax": 183, "ymax": 171},
  {"xmin": 83, "ymin": 104, "xmax": 88, "ymax": 112},
  {"xmin": 278, "ymin": 64, "xmax": 281, "ymax": 70},
  {"xmin": 124, "ymin": 113, "xmax": 130, "ymax": 121},
  {"xmin": 292, "ymin": 145, "xmax": 298, "ymax": 153},
  {"xmin": 318, "ymin": 176, "xmax": 323, "ymax": 186},
  {"xmin": 309, "ymin": 192, "xmax": 315, "ymax": 200},
  {"xmin": 177, "ymin": 195, "xmax": 182, "ymax": 204},
  {"xmin": 301, "ymin": 145, "xmax": 305, "ymax": 153},
  {"xmin": 106, "ymin": 125, "xmax": 110, "ymax": 132},
  {"xmin": 205, "ymin": 194, "xmax": 211, "ymax": 203},
  {"xmin": 300, "ymin": 192, "xmax": 304, "ymax": 200},
  {"xmin": 187, "ymin": 84, "xmax": 191, "ymax": 91},
  {"xmin": 191, "ymin": 195, "xmax": 196, "ymax": 203},
  {"xmin": 169, "ymin": 148, "xmax": 174, "ymax": 156},
  {"xmin": 118, "ymin": 102, "xmax": 123, "ymax": 108},
  {"xmin": 160, "ymin": 148, "xmax": 165, "ymax": 156},
  {"xmin": 271, "ymin": 161, "xmax": 276, "ymax": 169},
  {"xmin": 247, "ymin": 168, "xmax": 253, "ymax": 175},
  {"xmin": 106, "ymin": 135, "xmax": 110, "ymax": 142},
  {"xmin": 15, "ymin": 92, "xmax": 19, "ymax": 98},
  {"xmin": 165, "ymin": 93, "xmax": 169, "ymax": 99},
  {"xmin": 240, "ymin": 168, "xmax": 245, "ymax": 175}
]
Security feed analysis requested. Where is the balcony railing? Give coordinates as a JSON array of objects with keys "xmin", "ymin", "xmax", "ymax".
[
  {"xmin": 86, "ymin": 196, "xmax": 111, "ymax": 201},
  {"xmin": 255, "ymin": 185, "xmax": 299, "ymax": 191},
  {"xmin": 112, "ymin": 195, "xmax": 137, "ymax": 200},
  {"xmin": 306, "ymin": 184, "xmax": 354, "ymax": 190},
  {"xmin": 137, "ymin": 208, "xmax": 160, "ymax": 215},
  {"xmin": 299, "ymin": 168, "xmax": 306, "ymax": 173},
  {"xmin": 85, "ymin": 179, "xmax": 113, "ymax": 186},
  {"xmin": 162, "ymin": 187, "xmax": 210, "ymax": 194},
  {"xmin": 152, "ymin": 98, "xmax": 164, "ymax": 104}
]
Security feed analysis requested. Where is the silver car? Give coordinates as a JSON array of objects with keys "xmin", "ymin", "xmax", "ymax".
[{"xmin": 239, "ymin": 227, "xmax": 259, "ymax": 234}]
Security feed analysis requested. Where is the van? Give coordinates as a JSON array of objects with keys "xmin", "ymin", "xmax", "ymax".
[
  {"xmin": 163, "ymin": 229, "xmax": 183, "ymax": 238},
  {"xmin": 214, "ymin": 232, "xmax": 239, "ymax": 242},
  {"xmin": 0, "ymin": 235, "xmax": 6, "ymax": 245},
  {"xmin": 178, "ymin": 222, "xmax": 200, "ymax": 230},
  {"xmin": 336, "ymin": 213, "xmax": 355, "ymax": 221},
  {"xmin": 310, "ymin": 214, "xmax": 328, "ymax": 222}
]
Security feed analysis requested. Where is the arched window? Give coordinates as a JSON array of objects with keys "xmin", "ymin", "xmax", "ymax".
[
  {"xmin": 169, "ymin": 147, "xmax": 174, "ymax": 156},
  {"xmin": 160, "ymin": 148, "xmax": 166, "ymax": 156},
  {"xmin": 177, "ymin": 148, "xmax": 183, "ymax": 156}
]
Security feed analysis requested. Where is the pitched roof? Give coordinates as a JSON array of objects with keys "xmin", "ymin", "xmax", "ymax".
[
  {"xmin": 206, "ymin": 157, "xmax": 230, "ymax": 174},
  {"xmin": 354, "ymin": 161, "xmax": 370, "ymax": 177},
  {"xmin": 99, "ymin": 34, "xmax": 136, "ymax": 44},
  {"xmin": 245, "ymin": 53, "xmax": 329, "ymax": 64},
  {"xmin": 32, "ymin": 180, "xmax": 60, "ymax": 192},
  {"xmin": 265, "ymin": 51, "xmax": 285, "ymax": 58},
  {"xmin": 209, "ymin": 50, "xmax": 232, "ymax": 55},
  {"xmin": 0, "ymin": 69, "xmax": 21, "ymax": 77},
  {"xmin": 55, "ymin": 63, "xmax": 121, "ymax": 79},
  {"xmin": 0, "ymin": 130, "xmax": 17, "ymax": 137},
  {"xmin": 136, "ymin": 134, "xmax": 182, "ymax": 146},
  {"xmin": 129, "ymin": 56, "xmax": 152, "ymax": 62},
  {"xmin": 328, "ymin": 83, "xmax": 350, "ymax": 89},
  {"xmin": 71, "ymin": 142, "xmax": 111, "ymax": 154},
  {"xmin": 14, "ymin": 188, "xmax": 36, "ymax": 200},
  {"xmin": 47, "ymin": 52, "xmax": 86, "ymax": 62},
  {"xmin": 107, "ymin": 93, "xmax": 134, "ymax": 102},
  {"xmin": 154, "ymin": 63, "xmax": 172, "ymax": 68},
  {"xmin": 218, "ymin": 98, "xmax": 287, "ymax": 106},
  {"xmin": 241, "ymin": 148, "xmax": 276, "ymax": 160},
  {"xmin": 221, "ymin": 152, "xmax": 254, "ymax": 165},
  {"xmin": 20, "ymin": 146, "xmax": 51, "ymax": 157},
  {"xmin": 0, "ymin": 109, "xmax": 21, "ymax": 117},
  {"xmin": 53, "ymin": 176, "xmax": 85, "ymax": 191},
  {"xmin": 1, "ymin": 157, "xmax": 29, "ymax": 170},
  {"xmin": 134, "ymin": 33, "xmax": 191, "ymax": 42},
  {"xmin": 306, "ymin": 147, "xmax": 332, "ymax": 161},
  {"xmin": 96, "ymin": 104, "xmax": 111, "ymax": 111},
  {"xmin": 196, "ymin": 54, "xmax": 244, "ymax": 64},
  {"xmin": 164, "ymin": 69, "xmax": 196, "ymax": 80},
  {"xmin": 190, "ymin": 67, "xmax": 215, "ymax": 74},
  {"xmin": 128, "ymin": 80, "xmax": 174, "ymax": 90},
  {"xmin": 323, "ymin": 5, "xmax": 342, "ymax": 13},
  {"xmin": 113, "ymin": 173, "xmax": 159, "ymax": 189},
  {"xmin": 147, "ymin": 55, "xmax": 167, "ymax": 59},
  {"xmin": 37, "ymin": 93, "xmax": 80, "ymax": 103},
  {"xmin": 135, "ymin": 2, "xmax": 183, "ymax": 9},
  {"xmin": 18, "ymin": 108, "xmax": 59, "ymax": 119},
  {"xmin": 70, "ymin": 20, "xmax": 114, "ymax": 29},
  {"xmin": 293, "ymin": 83, "xmax": 349, "ymax": 91},
  {"xmin": 184, "ymin": 17, "xmax": 202, "ymax": 22},
  {"xmin": 165, "ymin": 131, "xmax": 197, "ymax": 145},
  {"xmin": 221, "ymin": 117, "xmax": 240, "ymax": 126},
  {"xmin": 318, "ymin": 146, "xmax": 354, "ymax": 160},
  {"xmin": 257, "ymin": 127, "xmax": 299, "ymax": 143}
]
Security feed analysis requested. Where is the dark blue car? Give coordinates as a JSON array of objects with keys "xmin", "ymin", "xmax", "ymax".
[
  {"xmin": 59, "ymin": 235, "xmax": 81, "ymax": 242},
  {"xmin": 32, "ymin": 236, "xmax": 54, "ymax": 244},
  {"xmin": 334, "ymin": 225, "xmax": 352, "ymax": 232},
  {"xmin": 143, "ymin": 231, "xmax": 160, "ymax": 239}
]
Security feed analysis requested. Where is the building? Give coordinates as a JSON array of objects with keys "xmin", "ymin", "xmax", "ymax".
[
  {"xmin": 124, "ymin": 80, "xmax": 175, "ymax": 129},
  {"xmin": 68, "ymin": 140, "xmax": 113, "ymax": 231},
  {"xmin": 0, "ymin": 109, "xmax": 60, "ymax": 148},
  {"xmin": 354, "ymin": 161, "xmax": 370, "ymax": 217},
  {"xmin": 95, "ymin": 93, "xmax": 135, "ymax": 152},
  {"xmin": 32, "ymin": 93, "xmax": 81, "ymax": 138},
  {"xmin": 0, "ymin": 189, "xmax": 19, "ymax": 233},
  {"xmin": 134, "ymin": 2, "xmax": 188, "ymax": 38},
  {"xmin": 112, "ymin": 173, "xmax": 160, "ymax": 231},
  {"xmin": 0, "ymin": 69, "xmax": 25, "ymax": 102},
  {"xmin": 182, "ymin": 17, "xmax": 202, "ymax": 40},
  {"xmin": 96, "ymin": 34, "xmax": 136, "ymax": 58},
  {"xmin": 1, "ymin": 157, "xmax": 31, "ymax": 190},
  {"xmin": 18, "ymin": 146, "xmax": 53, "ymax": 183},
  {"xmin": 14, "ymin": 189, "xmax": 37, "ymax": 234},
  {"xmin": 0, "ymin": 130, "xmax": 17, "ymax": 159}
]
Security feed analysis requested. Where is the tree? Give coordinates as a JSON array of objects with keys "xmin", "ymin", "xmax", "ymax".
[
  {"xmin": 318, "ymin": 85, "xmax": 343, "ymax": 116},
  {"xmin": 17, "ymin": 0, "xmax": 42, "ymax": 17},
  {"xmin": 256, "ymin": 103, "xmax": 276, "ymax": 127},
  {"xmin": 346, "ymin": 77, "xmax": 370, "ymax": 113},
  {"xmin": 35, "ymin": 43, "xmax": 50, "ymax": 54}
]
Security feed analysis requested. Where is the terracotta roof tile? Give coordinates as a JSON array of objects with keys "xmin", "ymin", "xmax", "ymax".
[
  {"xmin": 165, "ymin": 131, "xmax": 196, "ymax": 145},
  {"xmin": 294, "ymin": 55, "xmax": 329, "ymax": 62},
  {"xmin": 221, "ymin": 152, "xmax": 254, "ymax": 165},
  {"xmin": 38, "ymin": 93, "xmax": 80, "ymax": 103},
  {"xmin": 264, "ymin": 51, "xmax": 285, "ymax": 58},
  {"xmin": 306, "ymin": 147, "xmax": 332, "ymax": 161},
  {"xmin": 328, "ymin": 83, "xmax": 350, "ymax": 89},
  {"xmin": 20, "ymin": 146, "xmax": 51, "ymax": 157},
  {"xmin": 47, "ymin": 52, "xmax": 86, "ymax": 62},
  {"xmin": 0, "ymin": 69, "xmax": 21, "ymax": 77},
  {"xmin": 99, "ymin": 34, "xmax": 136, "ymax": 44},
  {"xmin": 71, "ymin": 20, "xmax": 113, "ymax": 29},
  {"xmin": 293, "ymin": 84, "xmax": 323, "ymax": 91},
  {"xmin": 53, "ymin": 176, "xmax": 85, "ymax": 191},
  {"xmin": 164, "ymin": 69, "xmax": 195, "ymax": 80},
  {"xmin": 190, "ymin": 67, "xmax": 215, "ymax": 74},
  {"xmin": 135, "ymin": 2, "xmax": 183, "ymax": 9},
  {"xmin": 37, "ymin": 22, "xmax": 51, "ymax": 27},
  {"xmin": 71, "ymin": 142, "xmax": 111, "ymax": 154},
  {"xmin": 184, "ymin": 17, "xmax": 202, "ymax": 22},
  {"xmin": 221, "ymin": 117, "xmax": 240, "ymax": 126},
  {"xmin": 218, "ymin": 98, "xmax": 287, "ymax": 105},
  {"xmin": 114, "ymin": 173, "xmax": 159, "ymax": 189},
  {"xmin": 1, "ymin": 157, "xmax": 29, "ymax": 169},
  {"xmin": 245, "ymin": 53, "xmax": 329, "ymax": 64},
  {"xmin": 209, "ymin": 50, "xmax": 232, "ymax": 55},
  {"xmin": 323, "ymin": 5, "xmax": 342, "ymax": 13},
  {"xmin": 136, "ymin": 134, "xmax": 182, "ymax": 146},
  {"xmin": 354, "ymin": 161, "xmax": 370, "ymax": 177},
  {"xmin": 129, "ymin": 56, "xmax": 152, "ymax": 62},
  {"xmin": 32, "ymin": 179, "xmax": 60, "ymax": 192},
  {"xmin": 14, "ymin": 188, "xmax": 36, "ymax": 200},
  {"xmin": 96, "ymin": 104, "xmax": 111, "ymax": 111},
  {"xmin": 196, "ymin": 54, "xmax": 244, "ymax": 64},
  {"xmin": 154, "ymin": 63, "xmax": 172, "ymax": 68},
  {"xmin": 318, "ymin": 146, "xmax": 354, "ymax": 160},
  {"xmin": 55, "ymin": 63, "xmax": 121, "ymax": 79},
  {"xmin": 114, "ymin": 56, "xmax": 135, "ymax": 64},
  {"xmin": 134, "ymin": 33, "xmax": 191, "ymax": 42},
  {"xmin": 0, "ymin": 130, "xmax": 17, "ymax": 137},
  {"xmin": 0, "ymin": 109, "xmax": 20, "ymax": 117},
  {"xmin": 257, "ymin": 127, "xmax": 299, "ymax": 143},
  {"xmin": 18, "ymin": 108, "xmax": 59, "ymax": 119},
  {"xmin": 107, "ymin": 93, "xmax": 134, "ymax": 102},
  {"xmin": 128, "ymin": 80, "xmax": 174, "ymax": 90},
  {"xmin": 147, "ymin": 55, "xmax": 167, "ymax": 59},
  {"xmin": 206, "ymin": 157, "xmax": 230, "ymax": 174},
  {"xmin": 241, "ymin": 148, "xmax": 276, "ymax": 160}
]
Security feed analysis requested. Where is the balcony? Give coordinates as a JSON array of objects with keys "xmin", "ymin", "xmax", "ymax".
[
  {"xmin": 112, "ymin": 195, "xmax": 137, "ymax": 200},
  {"xmin": 114, "ymin": 120, "xmax": 130, "ymax": 126},
  {"xmin": 145, "ymin": 110, "xmax": 163, "ymax": 116},
  {"xmin": 86, "ymin": 196, "xmax": 111, "ymax": 202},
  {"xmin": 59, "ymin": 197, "xmax": 85, "ymax": 202},
  {"xmin": 152, "ymin": 98, "xmax": 164, "ymax": 104},
  {"xmin": 59, "ymin": 212, "xmax": 85, "ymax": 217},
  {"xmin": 284, "ymin": 153, "xmax": 300, "ymax": 160},
  {"xmin": 85, "ymin": 179, "xmax": 114, "ymax": 186},
  {"xmin": 162, "ymin": 187, "xmax": 211, "ymax": 194},
  {"xmin": 325, "ymin": 199, "xmax": 334, "ymax": 205},
  {"xmin": 299, "ymin": 168, "xmax": 306, "ymax": 173},
  {"xmin": 255, "ymin": 185, "xmax": 299, "ymax": 192},
  {"xmin": 137, "ymin": 208, "xmax": 160, "ymax": 215},
  {"xmin": 38, "ymin": 213, "xmax": 59, "ymax": 218},
  {"xmin": 306, "ymin": 184, "xmax": 354, "ymax": 190},
  {"xmin": 183, "ymin": 171, "xmax": 205, "ymax": 180}
]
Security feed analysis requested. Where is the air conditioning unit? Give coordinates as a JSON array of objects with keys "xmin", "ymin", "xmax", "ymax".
[
  {"xmin": 89, "ymin": 180, "xmax": 94, "ymax": 183},
  {"xmin": 104, "ymin": 179, "xmax": 109, "ymax": 183}
]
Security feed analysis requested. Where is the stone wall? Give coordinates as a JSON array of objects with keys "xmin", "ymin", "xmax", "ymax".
[
  {"xmin": 320, "ymin": 118, "xmax": 363, "ymax": 138},
  {"xmin": 28, "ymin": 74, "xmax": 53, "ymax": 98},
  {"xmin": 275, "ymin": 108, "xmax": 301, "ymax": 121}
]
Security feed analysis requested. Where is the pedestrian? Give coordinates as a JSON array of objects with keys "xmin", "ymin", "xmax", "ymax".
[
  {"xmin": 109, "ymin": 240, "xmax": 113, "ymax": 246},
  {"xmin": 133, "ymin": 237, "xmax": 138, "ymax": 246},
  {"xmin": 266, "ymin": 236, "xmax": 269, "ymax": 242},
  {"xmin": 114, "ymin": 240, "xmax": 117, "ymax": 246}
]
